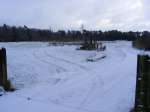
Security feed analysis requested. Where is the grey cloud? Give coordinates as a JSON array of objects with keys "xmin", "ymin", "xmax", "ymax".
[{"xmin": 0, "ymin": 0, "xmax": 149, "ymax": 31}]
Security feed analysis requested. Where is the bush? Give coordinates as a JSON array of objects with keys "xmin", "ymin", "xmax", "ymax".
[
  {"xmin": 132, "ymin": 38, "xmax": 150, "ymax": 50},
  {"xmin": 80, "ymin": 43, "xmax": 96, "ymax": 50}
]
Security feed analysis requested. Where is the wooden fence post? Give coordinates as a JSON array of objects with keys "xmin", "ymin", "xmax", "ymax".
[
  {"xmin": 0, "ymin": 48, "xmax": 11, "ymax": 91},
  {"xmin": 146, "ymin": 59, "xmax": 150, "ymax": 111},
  {"xmin": 134, "ymin": 55, "xmax": 141, "ymax": 111},
  {"xmin": 0, "ymin": 49, "xmax": 2, "ymax": 85},
  {"xmin": 134, "ymin": 55, "xmax": 150, "ymax": 112},
  {"xmin": 2, "ymin": 48, "xmax": 7, "ymax": 86}
]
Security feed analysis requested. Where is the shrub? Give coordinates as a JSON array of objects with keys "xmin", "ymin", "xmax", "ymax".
[{"xmin": 133, "ymin": 38, "xmax": 150, "ymax": 50}]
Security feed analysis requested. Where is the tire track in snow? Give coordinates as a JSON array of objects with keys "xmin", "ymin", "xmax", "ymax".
[
  {"xmin": 81, "ymin": 46, "xmax": 130, "ymax": 108},
  {"xmin": 33, "ymin": 49, "xmax": 102, "ymax": 110},
  {"xmin": 33, "ymin": 49, "xmax": 66, "ymax": 73},
  {"xmin": 14, "ymin": 92, "xmax": 101, "ymax": 112},
  {"xmin": 17, "ymin": 47, "xmax": 102, "ymax": 112},
  {"xmin": 77, "ymin": 46, "xmax": 128, "ymax": 108},
  {"xmin": 43, "ymin": 49, "xmax": 104, "ymax": 111},
  {"xmin": 44, "ymin": 50, "xmax": 89, "ymax": 70},
  {"xmin": 16, "ymin": 45, "xmax": 127, "ymax": 112}
]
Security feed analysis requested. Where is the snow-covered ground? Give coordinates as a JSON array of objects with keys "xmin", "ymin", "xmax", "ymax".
[{"xmin": 0, "ymin": 41, "xmax": 140, "ymax": 112}]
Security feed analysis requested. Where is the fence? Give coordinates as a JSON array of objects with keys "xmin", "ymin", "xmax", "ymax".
[{"xmin": 134, "ymin": 55, "xmax": 150, "ymax": 112}]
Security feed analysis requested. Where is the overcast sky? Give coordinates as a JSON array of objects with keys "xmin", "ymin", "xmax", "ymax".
[{"xmin": 0, "ymin": 0, "xmax": 150, "ymax": 31}]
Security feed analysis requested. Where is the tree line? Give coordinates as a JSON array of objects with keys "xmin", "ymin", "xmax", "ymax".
[{"xmin": 0, "ymin": 24, "xmax": 150, "ymax": 42}]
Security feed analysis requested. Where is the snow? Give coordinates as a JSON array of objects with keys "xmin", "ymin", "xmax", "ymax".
[
  {"xmin": 87, "ymin": 51, "xmax": 106, "ymax": 62},
  {"xmin": 0, "ymin": 41, "xmax": 140, "ymax": 112}
]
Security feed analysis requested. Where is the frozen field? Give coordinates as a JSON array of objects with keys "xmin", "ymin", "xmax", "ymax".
[{"xmin": 0, "ymin": 41, "xmax": 140, "ymax": 112}]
